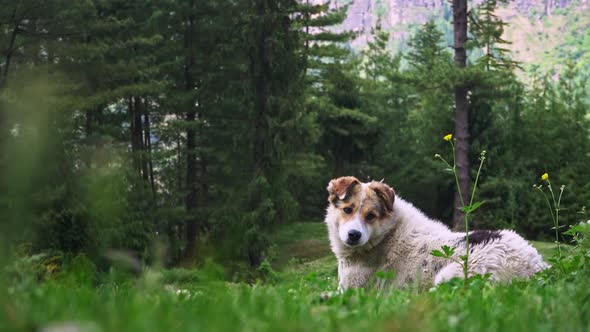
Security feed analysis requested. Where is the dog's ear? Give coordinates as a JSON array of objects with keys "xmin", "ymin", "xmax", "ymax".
[
  {"xmin": 327, "ymin": 176, "xmax": 360, "ymax": 201},
  {"xmin": 369, "ymin": 181, "xmax": 395, "ymax": 212}
]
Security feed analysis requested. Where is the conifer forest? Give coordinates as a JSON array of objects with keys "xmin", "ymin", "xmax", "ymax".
[{"xmin": 1, "ymin": 1, "xmax": 589, "ymax": 331}]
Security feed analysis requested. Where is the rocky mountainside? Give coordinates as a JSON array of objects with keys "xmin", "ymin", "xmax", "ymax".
[
  {"xmin": 314, "ymin": 0, "xmax": 590, "ymax": 73},
  {"xmin": 329, "ymin": 0, "xmax": 580, "ymax": 33}
]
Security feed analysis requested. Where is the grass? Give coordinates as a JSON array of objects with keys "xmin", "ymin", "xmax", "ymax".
[
  {"xmin": 272, "ymin": 222, "xmax": 563, "ymax": 266},
  {"xmin": 530, "ymin": 240, "xmax": 566, "ymax": 258},
  {"xmin": 270, "ymin": 221, "xmax": 331, "ymax": 269},
  {"xmin": 1, "ymin": 222, "xmax": 588, "ymax": 332}
]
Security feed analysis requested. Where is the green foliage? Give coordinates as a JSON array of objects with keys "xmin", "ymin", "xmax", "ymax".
[
  {"xmin": 431, "ymin": 245, "xmax": 456, "ymax": 259},
  {"xmin": 433, "ymin": 139, "xmax": 488, "ymax": 287},
  {"xmin": 58, "ymin": 254, "xmax": 98, "ymax": 287},
  {"xmin": 0, "ymin": 0, "xmax": 589, "ymax": 279},
  {"xmin": 3, "ymin": 243, "xmax": 590, "ymax": 332},
  {"xmin": 3, "ymin": 220, "xmax": 589, "ymax": 331},
  {"xmin": 407, "ymin": 21, "xmax": 453, "ymax": 75},
  {"xmin": 5, "ymin": 252, "xmax": 64, "ymax": 287},
  {"xmin": 469, "ymin": 0, "xmax": 520, "ymax": 70}
]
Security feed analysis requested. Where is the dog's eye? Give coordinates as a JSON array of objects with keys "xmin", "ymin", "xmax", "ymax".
[
  {"xmin": 365, "ymin": 213, "xmax": 376, "ymax": 222},
  {"xmin": 343, "ymin": 207, "xmax": 353, "ymax": 214}
]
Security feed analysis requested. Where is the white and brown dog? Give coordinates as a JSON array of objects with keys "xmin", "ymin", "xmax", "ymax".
[{"xmin": 325, "ymin": 176, "xmax": 549, "ymax": 289}]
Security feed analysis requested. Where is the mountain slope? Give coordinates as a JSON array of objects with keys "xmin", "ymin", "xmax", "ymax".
[{"xmin": 315, "ymin": 0, "xmax": 590, "ymax": 74}]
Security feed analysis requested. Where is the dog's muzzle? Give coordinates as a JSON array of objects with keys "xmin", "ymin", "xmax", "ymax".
[{"xmin": 346, "ymin": 230, "xmax": 362, "ymax": 246}]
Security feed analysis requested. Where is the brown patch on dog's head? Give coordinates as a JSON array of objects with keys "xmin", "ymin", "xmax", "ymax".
[
  {"xmin": 327, "ymin": 177, "xmax": 396, "ymax": 225},
  {"xmin": 368, "ymin": 181, "xmax": 395, "ymax": 213},
  {"xmin": 327, "ymin": 176, "xmax": 360, "ymax": 204},
  {"xmin": 327, "ymin": 178, "xmax": 397, "ymax": 247},
  {"xmin": 355, "ymin": 182, "xmax": 395, "ymax": 225}
]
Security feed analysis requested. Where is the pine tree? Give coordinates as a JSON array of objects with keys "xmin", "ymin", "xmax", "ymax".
[
  {"xmin": 299, "ymin": 2, "xmax": 380, "ymax": 178},
  {"xmin": 362, "ymin": 26, "xmax": 396, "ymax": 82},
  {"xmin": 402, "ymin": 22, "xmax": 456, "ymax": 219},
  {"xmin": 469, "ymin": 0, "xmax": 519, "ymax": 71},
  {"xmin": 240, "ymin": 0, "xmax": 308, "ymax": 266},
  {"xmin": 406, "ymin": 21, "xmax": 454, "ymax": 90},
  {"xmin": 149, "ymin": 0, "xmax": 246, "ymax": 261},
  {"xmin": 452, "ymin": 0, "xmax": 470, "ymax": 230}
]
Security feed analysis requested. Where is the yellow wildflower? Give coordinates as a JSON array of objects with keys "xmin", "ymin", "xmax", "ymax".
[
  {"xmin": 541, "ymin": 173, "xmax": 549, "ymax": 181},
  {"xmin": 444, "ymin": 134, "xmax": 453, "ymax": 141}
]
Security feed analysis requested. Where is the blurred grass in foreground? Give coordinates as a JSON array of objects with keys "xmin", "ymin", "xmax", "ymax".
[
  {"xmin": 2, "ymin": 260, "xmax": 589, "ymax": 332},
  {"xmin": 1, "ymin": 221, "xmax": 588, "ymax": 332}
]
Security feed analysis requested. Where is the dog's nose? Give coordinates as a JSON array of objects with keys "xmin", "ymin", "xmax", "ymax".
[{"xmin": 347, "ymin": 230, "xmax": 362, "ymax": 244}]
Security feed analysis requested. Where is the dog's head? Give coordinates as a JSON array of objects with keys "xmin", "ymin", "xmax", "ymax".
[{"xmin": 326, "ymin": 176, "xmax": 395, "ymax": 248}]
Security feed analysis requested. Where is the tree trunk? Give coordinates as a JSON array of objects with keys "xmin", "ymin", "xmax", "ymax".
[
  {"xmin": 245, "ymin": 0, "xmax": 276, "ymax": 268},
  {"xmin": 0, "ymin": 14, "xmax": 20, "ymax": 90},
  {"xmin": 85, "ymin": 109, "xmax": 93, "ymax": 139},
  {"xmin": 452, "ymin": 0, "xmax": 470, "ymax": 230},
  {"xmin": 177, "ymin": 134, "xmax": 183, "ymax": 193},
  {"xmin": 140, "ymin": 98, "xmax": 149, "ymax": 183},
  {"xmin": 0, "ymin": 13, "xmax": 20, "ymax": 176},
  {"xmin": 197, "ymin": 107, "xmax": 208, "ymax": 231},
  {"xmin": 84, "ymin": 108, "xmax": 94, "ymax": 168},
  {"xmin": 130, "ymin": 96, "xmax": 144, "ymax": 175},
  {"xmin": 183, "ymin": 0, "xmax": 198, "ymax": 260},
  {"xmin": 143, "ymin": 98, "xmax": 156, "ymax": 197},
  {"xmin": 251, "ymin": 0, "xmax": 272, "ymax": 177}
]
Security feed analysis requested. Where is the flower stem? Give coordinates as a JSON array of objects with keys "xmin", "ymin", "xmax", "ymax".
[
  {"xmin": 451, "ymin": 141, "xmax": 466, "ymax": 208},
  {"xmin": 546, "ymin": 180, "xmax": 562, "ymax": 258},
  {"xmin": 469, "ymin": 153, "xmax": 486, "ymax": 207},
  {"xmin": 536, "ymin": 185, "xmax": 561, "ymax": 259}
]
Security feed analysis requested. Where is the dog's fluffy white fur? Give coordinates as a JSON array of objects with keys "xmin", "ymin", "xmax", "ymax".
[{"xmin": 325, "ymin": 187, "xmax": 549, "ymax": 289}]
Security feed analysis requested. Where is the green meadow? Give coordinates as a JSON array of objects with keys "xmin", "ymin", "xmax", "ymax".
[
  {"xmin": 3, "ymin": 222, "xmax": 589, "ymax": 332},
  {"xmin": 1, "ymin": 1, "xmax": 590, "ymax": 331}
]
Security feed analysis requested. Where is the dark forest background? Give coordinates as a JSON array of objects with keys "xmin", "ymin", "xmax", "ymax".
[{"xmin": 0, "ymin": 0, "xmax": 589, "ymax": 275}]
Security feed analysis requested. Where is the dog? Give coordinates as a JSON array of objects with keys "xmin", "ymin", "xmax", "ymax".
[{"xmin": 324, "ymin": 176, "xmax": 549, "ymax": 289}]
